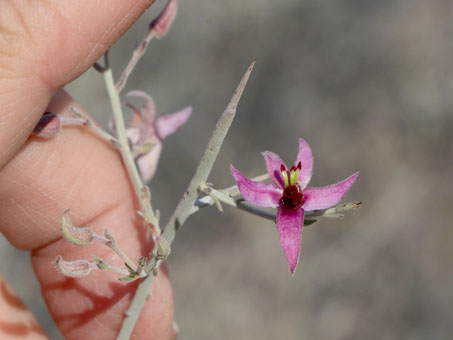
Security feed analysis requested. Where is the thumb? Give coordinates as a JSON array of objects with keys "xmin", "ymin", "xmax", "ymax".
[
  {"xmin": 1, "ymin": 91, "xmax": 175, "ymax": 340},
  {"xmin": 0, "ymin": 1, "xmax": 175, "ymax": 338},
  {"xmin": 0, "ymin": 0, "xmax": 154, "ymax": 168}
]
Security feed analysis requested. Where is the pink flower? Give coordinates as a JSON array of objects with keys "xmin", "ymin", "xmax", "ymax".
[
  {"xmin": 230, "ymin": 138, "xmax": 358, "ymax": 275},
  {"xmin": 125, "ymin": 90, "xmax": 192, "ymax": 183}
]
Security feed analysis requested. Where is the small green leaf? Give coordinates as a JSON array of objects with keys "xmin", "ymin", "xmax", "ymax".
[{"xmin": 119, "ymin": 274, "xmax": 140, "ymax": 283}]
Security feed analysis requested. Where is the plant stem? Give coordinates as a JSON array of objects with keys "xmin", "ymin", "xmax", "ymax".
[
  {"xmin": 193, "ymin": 181, "xmax": 360, "ymax": 225},
  {"xmin": 103, "ymin": 56, "xmax": 160, "ymax": 232},
  {"xmin": 116, "ymin": 274, "xmax": 154, "ymax": 340},
  {"xmin": 116, "ymin": 62, "xmax": 255, "ymax": 340},
  {"xmin": 66, "ymin": 108, "xmax": 119, "ymax": 146},
  {"xmin": 162, "ymin": 61, "xmax": 256, "ymax": 244},
  {"xmin": 116, "ymin": 30, "xmax": 155, "ymax": 93},
  {"xmin": 191, "ymin": 173, "xmax": 268, "ymax": 214}
]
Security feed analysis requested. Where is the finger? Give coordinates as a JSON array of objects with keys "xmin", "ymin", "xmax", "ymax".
[
  {"xmin": 0, "ymin": 275, "xmax": 49, "ymax": 340},
  {"xmin": 0, "ymin": 91, "xmax": 175, "ymax": 340},
  {"xmin": 0, "ymin": 0, "xmax": 155, "ymax": 169}
]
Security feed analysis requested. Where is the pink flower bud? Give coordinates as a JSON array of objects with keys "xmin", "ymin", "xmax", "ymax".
[
  {"xmin": 55, "ymin": 256, "xmax": 95, "ymax": 277},
  {"xmin": 150, "ymin": 0, "xmax": 178, "ymax": 39},
  {"xmin": 32, "ymin": 112, "xmax": 61, "ymax": 138}
]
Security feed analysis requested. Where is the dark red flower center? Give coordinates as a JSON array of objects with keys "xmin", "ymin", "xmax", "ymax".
[{"xmin": 279, "ymin": 163, "xmax": 305, "ymax": 209}]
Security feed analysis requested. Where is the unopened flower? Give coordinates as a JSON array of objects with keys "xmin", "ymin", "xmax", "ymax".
[
  {"xmin": 55, "ymin": 256, "xmax": 96, "ymax": 278},
  {"xmin": 32, "ymin": 112, "xmax": 62, "ymax": 138},
  {"xmin": 230, "ymin": 138, "xmax": 358, "ymax": 275},
  {"xmin": 150, "ymin": 0, "xmax": 178, "ymax": 38},
  {"xmin": 122, "ymin": 90, "xmax": 192, "ymax": 182}
]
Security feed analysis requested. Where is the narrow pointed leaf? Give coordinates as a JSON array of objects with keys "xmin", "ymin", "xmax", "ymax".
[
  {"xmin": 325, "ymin": 201, "xmax": 362, "ymax": 214},
  {"xmin": 119, "ymin": 274, "xmax": 140, "ymax": 283}
]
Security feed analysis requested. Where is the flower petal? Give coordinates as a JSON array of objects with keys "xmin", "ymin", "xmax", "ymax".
[
  {"xmin": 230, "ymin": 165, "xmax": 281, "ymax": 208},
  {"xmin": 262, "ymin": 151, "xmax": 286, "ymax": 188},
  {"xmin": 126, "ymin": 90, "xmax": 156, "ymax": 124},
  {"xmin": 277, "ymin": 207, "xmax": 304, "ymax": 276},
  {"xmin": 296, "ymin": 138, "xmax": 314, "ymax": 189},
  {"xmin": 137, "ymin": 143, "xmax": 163, "ymax": 183},
  {"xmin": 303, "ymin": 172, "xmax": 359, "ymax": 211},
  {"xmin": 125, "ymin": 103, "xmax": 143, "ymax": 127},
  {"xmin": 126, "ymin": 127, "xmax": 141, "ymax": 145},
  {"xmin": 156, "ymin": 106, "xmax": 192, "ymax": 140}
]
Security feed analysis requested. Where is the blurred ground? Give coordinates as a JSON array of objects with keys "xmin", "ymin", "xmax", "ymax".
[{"xmin": 2, "ymin": 0, "xmax": 453, "ymax": 339}]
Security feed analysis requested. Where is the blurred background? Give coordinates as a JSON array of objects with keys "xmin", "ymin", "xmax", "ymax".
[{"xmin": 1, "ymin": 0, "xmax": 453, "ymax": 339}]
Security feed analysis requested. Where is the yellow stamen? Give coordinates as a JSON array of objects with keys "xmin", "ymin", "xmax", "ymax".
[
  {"xmin": 291, "ymin": 168, "xmax": 300, "ymax": 186},
  {"xmin": 282, "ymin": 170, "xmax": 289, "ymax": 188}
]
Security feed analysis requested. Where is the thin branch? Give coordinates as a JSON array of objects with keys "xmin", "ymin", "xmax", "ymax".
[
  {"xmin": 102, "ymin": 230, "xmax": 138, "ymax": 272},
  {"xmin": 162, "ymin": 61, "xmax": 256, "ymax": 244},
  {"xmin": 67, "ymin": 107, "xmax": 119, "ymax": 147},
  {"xmin": 116, "ymin": 274, "xmax": 154, "ymax": 340},
  {"xmin": 116, "ymin": 62, "xmax": 255, "ymax": 340},
  {"xmin": 116, "ymin": 30, "xmax": 155, "ymax": 93},
  {"xmin": 193, "ymin": 182, "xmax": 361, "ymax": 226},
  {"xmin": 191, "ymin": 173, "xmax": 269, "ymax": 214},
  {"xmin": 103, "ymin": 55, "xmax": 160, "ymax": 232}
]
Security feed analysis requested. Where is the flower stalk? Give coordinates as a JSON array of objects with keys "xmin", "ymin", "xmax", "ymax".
[
  {"xmin": 103, "ymin": 55, "xmax": 160, "ymax": 233},
  {"xmin": 116, "ymin": 62, "xmax": 255, "ymax": 340},
  {"xmin": 115, "ymin": 0, "xmax": 178, "ymax": 93}
]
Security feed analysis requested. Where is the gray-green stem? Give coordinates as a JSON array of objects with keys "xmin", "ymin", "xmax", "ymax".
[
  {"xmin": 162, "ymin": 61, "xmax": 255, "ymax": 244},
  {"xmin": 116, "ymin": 62, "xmax": 255, "ymax": 340},
  {"xmin": 116, "ymin": 30, "xmax": 155, "ymax": 93},
  {"xmin": 103, "ymin": 56, "xmax": 159, "ymax": 232}
]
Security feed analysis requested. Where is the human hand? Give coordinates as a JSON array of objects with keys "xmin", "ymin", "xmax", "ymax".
[{"xmin": 0, "ymin": 1, "xmax": 174, "ymax": 339}]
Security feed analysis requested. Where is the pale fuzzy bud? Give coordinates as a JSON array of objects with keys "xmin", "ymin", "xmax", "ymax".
[
  {"xmin": 55, "ymin": 256, "xmax": 95, "ymax": 277},
  {"xmin": 150, "ymin": 0, "xmax": 178, "ymax": 38},
  {"xmin": 60, "ymin": 210, "xmax": 94, "ymax": 246},
  {"xmin": 32, "ymin": 112, "xmax": 61, "ymax": 138}
]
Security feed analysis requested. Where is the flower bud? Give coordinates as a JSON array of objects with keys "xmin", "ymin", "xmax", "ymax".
[
  {"xmin": 60, "ymin": 210, "xmax": 94, "ymax": 246},
  {"xmin": 150, "ymin": 0, "xmax": 178, "ymax": 38},
  {"xmin": 55, "ymin": 256, "xmax": 94, "ymax": 277},
  {"xmin": 32, "ymin": 112, "xmax": 61, "ymax": 138}
]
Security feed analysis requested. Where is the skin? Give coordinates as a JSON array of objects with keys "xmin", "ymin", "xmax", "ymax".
[{"xmin": 0, "ymin": 1, "xmax": 175, "ymax": 339}]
